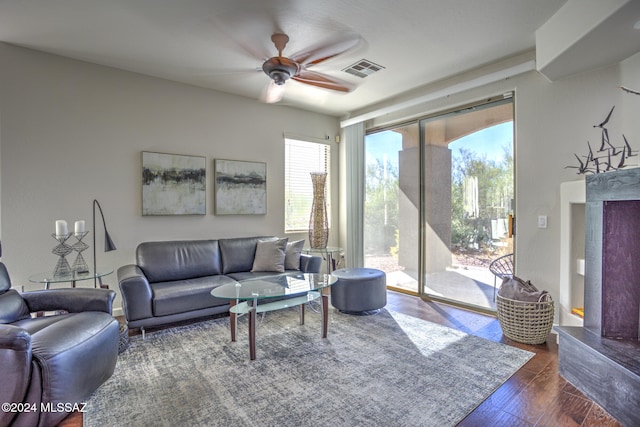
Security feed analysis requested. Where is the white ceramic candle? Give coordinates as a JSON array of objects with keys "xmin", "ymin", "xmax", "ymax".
[
  {"xmin": 55, "ymin": 220, "xmax": 68, "ymax": 236},
  {"xmin": 74, "ymin": 220, "xmax": 85, "ymax": 235}
]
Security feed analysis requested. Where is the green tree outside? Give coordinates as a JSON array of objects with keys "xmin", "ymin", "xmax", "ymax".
[
  {"xmin": 364, "ymin": 158, "xmax": 399, "ymax": 255},
  {"xmin": 365, "ymin": 144, "xmax": 513, "ymax": 264}
]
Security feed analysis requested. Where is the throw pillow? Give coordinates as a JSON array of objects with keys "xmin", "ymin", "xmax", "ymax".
[
  {"xmin": 284, "ymin": 239, "xmax": 305, "ymax": 270},
  {"xmin": 251, "ymin": 238, "xmax": 288, "ymax": 272}
]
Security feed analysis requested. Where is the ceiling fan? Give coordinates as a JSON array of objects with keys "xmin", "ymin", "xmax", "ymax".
[{"xmin": 260, "ymin": 33, "xmax": 359, "ymax": 103}]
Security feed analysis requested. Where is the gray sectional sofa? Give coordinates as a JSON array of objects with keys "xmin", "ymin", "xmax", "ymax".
[{"xmin": 117, "ymin": 236, "xmax": 322, "ymax": 336}]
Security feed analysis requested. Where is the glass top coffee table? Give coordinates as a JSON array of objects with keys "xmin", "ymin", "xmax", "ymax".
[{"xmin": 211, "ymin": 273, "xmax": 336, "ymax": 360}]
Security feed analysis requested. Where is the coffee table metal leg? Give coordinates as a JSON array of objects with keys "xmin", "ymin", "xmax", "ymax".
[
  {"xmin": 248, "ymin": 305, "xmax": 256, "ymax": 360},
  {"xmin": 299, "ymin": 302, "xmax": 305, "ymax": 325},
  {"xmin": 321, "ymin": 292, "xmax": 329, "ymax": 338},
  {"xmin": 229, "ymin": 300, "xmax": 237, "ymax": 342}
]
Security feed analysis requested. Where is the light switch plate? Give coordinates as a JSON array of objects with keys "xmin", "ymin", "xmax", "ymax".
[{"xmin": 538, "ymin": 215, "xmax": 548, "ymax": 228}]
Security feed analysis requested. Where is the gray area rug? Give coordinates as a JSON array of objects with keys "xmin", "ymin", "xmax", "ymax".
[{"xmin": 85, "ymin": 308, "xmax": 533, "ymax": 426}]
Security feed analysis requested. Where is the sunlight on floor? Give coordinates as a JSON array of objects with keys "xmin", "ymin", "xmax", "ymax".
[{"xmin": 388, "ymin": 310, "xmax": 465, "ymax": 356}]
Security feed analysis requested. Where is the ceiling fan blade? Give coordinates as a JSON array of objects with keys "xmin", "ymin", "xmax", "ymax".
[
  {"xmin": 291, "ymin": 34, "xmax": 362, "ymax": 66},
  {"xmin": 292, "ymin": 70, "xmax": 356, "ymax": 93},
  {"xmin": 193, "ymin": 67, "xmax": 262, "ymax": 77},
  {"xmin": 209, "ymin": 11, "xmax": 279, "ymax": 62},
  {"xmin": 262, "ymin": 81, "xmax": 285, "ymax": 103}
]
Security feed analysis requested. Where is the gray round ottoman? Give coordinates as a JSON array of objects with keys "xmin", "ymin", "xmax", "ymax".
[{"xmin": 331, "ymin": 268, "xmax": 386, "ymax": 315}]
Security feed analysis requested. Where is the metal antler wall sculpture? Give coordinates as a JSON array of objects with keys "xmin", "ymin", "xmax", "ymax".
[{"xmin": 566, "ymin": 86, "xmax": 639, "ymax": 174}]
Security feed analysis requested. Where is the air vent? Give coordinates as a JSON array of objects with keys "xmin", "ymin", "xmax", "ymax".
[{"xmin": 342, "ymin": 59, "xmax": 385, "ymax": 78}]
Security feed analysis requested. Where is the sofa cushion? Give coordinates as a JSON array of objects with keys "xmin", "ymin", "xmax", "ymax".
[
  {"xmin": 137, "ymin": 240, "xmax": 222, "ymax": 283},
  {"xmin": 219, "ymin": 236, "xmax": 273, "ymax": 274},
  {"xmin": 150, "ymin": 275, "xmax": 236, "ymax": 317},
  {"xmin": 11, "ymin": 315, "xmax": 73, "ymax": 334},
  {"xmin": 251, "ymin": 238, "xmax": 288, "ymax": 272},
  {"xmin": 284, "ymin": 239, "xmax": 305, "ymax": 270},
  {"xmin": 0, "ymin": 289, "xmax": 31, "ymax": 324}
]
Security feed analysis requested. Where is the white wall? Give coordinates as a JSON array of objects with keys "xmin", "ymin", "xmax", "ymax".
[
  {"xmin": 620, "ymin": 52, "xmax": 640, "ymax": 133},
  {"xmin": 361, "ymin": 51, "xmax": 640, "ymax": 318},
  {"xmin": 515, "ymin": 53, "xmax": 637, "ymax": 306},
  {"xmin": 0, "ymin": 43, "xmax": 340, "ymax": 312}
]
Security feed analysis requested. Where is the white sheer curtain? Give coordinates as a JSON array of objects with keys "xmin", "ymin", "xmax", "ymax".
[{"xmin": 343, "ymin": 122, "xmax": 365, "ymax": 267}]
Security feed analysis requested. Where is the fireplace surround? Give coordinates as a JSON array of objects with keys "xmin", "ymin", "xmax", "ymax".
[{"xmin": 556, "ymin": 168, "xmax": 640, "ymax": 427}]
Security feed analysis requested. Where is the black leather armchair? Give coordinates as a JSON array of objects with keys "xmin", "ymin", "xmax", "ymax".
[{"xmin": 0, "ymin": 262, "xmax": 119, "ymax": 427}]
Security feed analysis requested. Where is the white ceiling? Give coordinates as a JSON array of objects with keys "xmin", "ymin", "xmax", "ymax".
[{"xmin": 0, "ymin": 0, "xmax": 568, "ymax": 117}]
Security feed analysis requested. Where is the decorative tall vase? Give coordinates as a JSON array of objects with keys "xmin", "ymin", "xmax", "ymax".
[{"xmin": 309, "ymin": 172, "xmax": 329, "ymax": 249}]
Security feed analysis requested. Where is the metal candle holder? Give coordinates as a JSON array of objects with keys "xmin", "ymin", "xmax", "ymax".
[
  {"xmin": 71, "ymin": 231, "xmax": 90, "ymax": 274},
  {"xmin": 51, "ymin": 233, "xmax": 73, "ymax": 278}
]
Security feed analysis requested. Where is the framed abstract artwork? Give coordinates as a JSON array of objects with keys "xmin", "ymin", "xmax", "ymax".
[
  {"xmin": 214, "ymin": 159, "xmax": 266, "ymax": 215},
  {"xmin": 142, "ymin": 151, "xmax": 206, "ymax": 215}
]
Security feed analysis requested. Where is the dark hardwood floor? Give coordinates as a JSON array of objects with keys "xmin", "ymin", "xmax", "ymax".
[
  {"xmin": 60, "ymin": 290, "xmax": 622, "ymax": 427},
  {"xmin": 385, "ymin": 291, "xmax": 622, "ymax": 427}
]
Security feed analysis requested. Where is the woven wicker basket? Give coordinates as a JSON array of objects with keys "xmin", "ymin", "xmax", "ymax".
[{"xmin": 496, "ymin": 294, "xmax": 554, "ymax": 345}]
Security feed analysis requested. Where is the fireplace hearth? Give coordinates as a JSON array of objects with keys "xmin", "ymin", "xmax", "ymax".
[{"xmin": 556, "ymin": 168, "xmax": 640, "ymax": 427}]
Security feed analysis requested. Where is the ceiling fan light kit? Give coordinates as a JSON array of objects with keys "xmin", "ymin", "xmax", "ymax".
[{"xmin": 262, "ymin": 57, "xmax": 299, "ymax": 85}]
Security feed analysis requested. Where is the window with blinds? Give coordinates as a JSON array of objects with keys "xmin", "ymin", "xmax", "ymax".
[{"xmin": 284, "ymin": 138, "xmax": 331, "ymax": 233}]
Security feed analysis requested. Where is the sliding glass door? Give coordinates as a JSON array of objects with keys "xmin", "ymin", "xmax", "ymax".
[
  {"xmin": 420, "ymin": 97, "xmax": 514, "ymax": 311},
  {"xmin": 364, "ymin": 123, "xmax": 420, "ymax": 293},
  {"xmin": 364, "ymin": 96, "xmax": 514, "ymax": 312}
]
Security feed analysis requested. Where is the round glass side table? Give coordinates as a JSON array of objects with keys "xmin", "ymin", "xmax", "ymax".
[
  {"xmin": 302, "ymin": 246, "xmax": 343, "ymax": 274},
  {"xmin": 29, "ymin": 270, "xmax": 114, "ymax": 289}
]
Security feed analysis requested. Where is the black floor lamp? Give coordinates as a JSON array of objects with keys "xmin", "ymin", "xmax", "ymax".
[{"xmin": 93, "ymin": 199, "xmax": 117, "ymax": 288}]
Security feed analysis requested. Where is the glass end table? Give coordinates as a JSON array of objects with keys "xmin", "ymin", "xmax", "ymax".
[
  {"xmin": 29, "ymin": 270, "xmax": 114, "ymax": 290},
  {"xmin": 302, "ymin": 246, "xmax": 343, "ymax": 273}
]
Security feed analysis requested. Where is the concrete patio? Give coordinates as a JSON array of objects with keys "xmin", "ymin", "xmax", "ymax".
[{"xmin": 381, "ymin": 264, "xmax": 498, "ymax": 311}]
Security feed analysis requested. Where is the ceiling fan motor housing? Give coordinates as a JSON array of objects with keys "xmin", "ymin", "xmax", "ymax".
[{"xmin": 262, "ymin": 57, "xmax": 299, "ymax": 85}]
